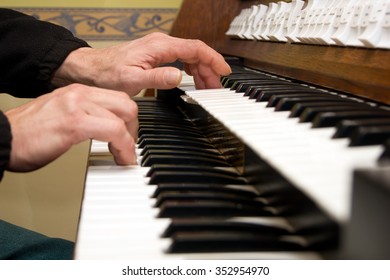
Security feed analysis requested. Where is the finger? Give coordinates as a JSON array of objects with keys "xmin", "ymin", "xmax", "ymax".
[
  {"xmin": 195, "ymin": 63, "xmax": 224, "ymax": 89},
  {"xmin": 166, "ymin": 36, "xmax": 231, "ymax": 76},
  {"xmin": 166, "ymin": 41, "xmax": 229, "ymax": 89},
  {"xmin": 108, "ymin": 141, "xmax": 136, "ymax": 165},
  {"xmin": 84, "ymin": 102, "xmax": 138, "ymax": 143},
  {"xmin": 82, "ymin": 86, "xmax": 138, "ymax": 122},
  {"xmin": 127, "ymin": 118, "xmax": 138, "ymax": 142},
  {"xmin": 142, "ymin": 33, "xmax": 231, "ymax": 78},
  {"xmin": 183, "ymin": 63, "xmax": 192, "ymax": 77},
  {"xmin": 188, "ymin": 64, "xmax": 206, "ymax": 89},
  {"xmin": 134, "ymin": 66, "xmax": 183, "ymax": 90},
  {"xmin": 79, "ymin": 115, "xmax": 137, "ymax": 165}
]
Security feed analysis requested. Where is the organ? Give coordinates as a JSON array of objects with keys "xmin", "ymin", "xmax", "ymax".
[{"xmin": 74, "ymin": 0, "xmax": 390, "ymax": 259}]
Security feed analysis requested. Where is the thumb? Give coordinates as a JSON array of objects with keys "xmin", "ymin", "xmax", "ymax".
[{"xmin": 143, "ymin": 67, "xmax": 182, "ymax": 89}]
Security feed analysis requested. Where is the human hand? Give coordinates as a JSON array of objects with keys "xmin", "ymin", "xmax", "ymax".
[
  {"xmin": 5, "ymin": 84, "xmax": 138, "ymax": 172},
  {"xmin": 53, "ymin": 32, "xmax": 232, "ymax": 96}
]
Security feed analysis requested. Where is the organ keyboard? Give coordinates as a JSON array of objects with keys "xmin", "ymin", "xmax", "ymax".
[{"xmin": 75, "ymin": 0, "xmax": 390, "ymax": 259}]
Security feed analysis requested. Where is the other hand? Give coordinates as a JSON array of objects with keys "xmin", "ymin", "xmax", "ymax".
[
  {"xmin": 53, "ymin": 32, "xmax": 232, "ymax": 96},
  {"xmin": 5, "ymin": 84, "xmax": 138, "ymax": 172}
]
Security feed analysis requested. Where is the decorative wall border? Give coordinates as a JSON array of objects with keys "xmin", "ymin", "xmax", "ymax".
[{"xmin": 14, "ymin": 7, "xmax": 178, "ymax": 41}]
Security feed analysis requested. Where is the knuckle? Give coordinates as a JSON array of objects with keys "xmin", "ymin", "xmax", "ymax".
[
  {"xmin": 64, "ymin": 83, "xmax": 87, "ymax": 95},
  {"xmin": 191, "ymin": 39, "xmax": 204, "ymax": 48},
  {"xmin": 118, "ymin": 92, "xmax": 138, "ymax": 121},
  {"xmin": 147, "ymin": 32, "xmax": 165, "ymax": 40},
  {"xmin": 56, "ymin": 84, "xmax": 86, "ymax": 104},
  {"xmin": 110, "ymin": 119, "xmax": 127, "ymax": 137},
  {"xmin": 54, "ymin": 85, "xmax": 88, "ymax": 123},
  {"xmin": 116, "ymin": 90, "xmax": 136, "ymax": 108},
  {"xmin": 128, "ymin": 100, "xmax": 138, "ymax": 120}
]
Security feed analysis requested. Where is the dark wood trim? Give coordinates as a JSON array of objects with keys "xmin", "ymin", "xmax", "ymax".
[{"xmin": 218, "ymin": 39, "xmax": 390, "ymax": 104}]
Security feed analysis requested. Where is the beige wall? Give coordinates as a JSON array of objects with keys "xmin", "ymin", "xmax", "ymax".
[
  {"xmin": 0, "ymin": 0, "xmax": 183, "ymax": 242},
  {"xmin": 0, "ymin": 95, "xmax": 90, "ymax": 241}
]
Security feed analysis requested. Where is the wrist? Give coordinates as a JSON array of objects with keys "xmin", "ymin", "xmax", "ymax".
[{"xmin": 52, "ymin": 47, "xmax": 98, "ymax": 87}]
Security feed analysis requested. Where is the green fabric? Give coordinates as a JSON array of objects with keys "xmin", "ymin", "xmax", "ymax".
[{"xmin": 0, "ymin": 219, "xmax": 74, "ymax": 260}]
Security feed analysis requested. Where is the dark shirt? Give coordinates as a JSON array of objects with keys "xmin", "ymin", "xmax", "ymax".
[{"xmin": 0, "ymin": 8, "xmax": 90, "ymax": 180}]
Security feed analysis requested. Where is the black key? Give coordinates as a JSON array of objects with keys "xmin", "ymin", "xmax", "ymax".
[
  {"xmin": 142, "ymin": 149, "xmax": 224, "ymax": 162},
  {"xmin": 136, "ymin": 106, "xmax": 180, "ymax": 113},
  {"xmin": 167, "ymin": 232, "xmax": 305, "ymax": 253},
  {"xmin": 256, "ymin": 88, "xmax": 324, "ymax": 102},
  {"xmin": 148, "ymin": 171, "xmax": 246, "ymax": 184},
  {"xmin": 154, "ymin": 191, "xmax": 266, "ymax": 208},
  {"xmin": 312, "ymin": 110, "xmax": 390, "ymax": 128},
  {"xmin": 138, "ymin": 134, "xmax": 207, "ymax": 145},
  {"xmin": 378, "ymin": 139, "xmax": 390, "ymax": 164},
  {"xmin": 289, "ymin": 101, "xmax": 358, "ymax": 118},
  {"xmin": 139, "ymin": 124, "xmax": 200, "ymax": 133},
  {"xmin": 138, "ymin": 114, "xmax": 183, "ymax": 121},
  {"xmin": 138, "ymin": 133, "xmax": 208, "ymax": 142},
  {"xmin": 153, "ymin": 183, "xmax": 260, "ymax": 198},
  {"xmin": 147, "ymin": 165, "xmax": 240, "ymax": 178},
  {"xmin": 138, "ymin": 116, "xmax": 193, "ymax": 126},
  {"xmin": 135, "ymin": 102, "xmax": 172, "ymax": 109},
  {"xmin": 221, "ymin": 73, "xmax": 262, "ymax": 84},
  {"xmin": 234, "ymin": 80, "xmax": 292, "ymax": 93},
  {"xmin": 268, "ymin": 93, "xmax": 339, "ymax": 108},
  {"xmin": 224, "ymin": 77, "xmax": 265, "ymax": 88},
  {"xmin": 142, "ymin": 155, "xmax": 230, "ymax": 167},
  {"xmin": 141, "ymin": 150, "xmax": 226, "ymax": 166},
  {"xmin": 231, "ymin": 79, "xmax": 279, "ymax": 91},
  {"xmin": 221, "ymin": 73, "xmax": 270, "ymax": 86},
  {"xmin": 158, "ymin": 200, "xmax": 276, "ymax": 218},
  {"xmin": 333, "ymin": 118, "xmax": 390, "ymax": 138},
  {"xmin": 138, "ymin": 109, "xmax": 181, "ymax": 116},
  {"xmin": 246, "ymin": 85, "xmax": 296, "ymax": 97},
  {"xmin": 138, "ymin": 128, "xmax": 203, "ymax": 138},
  {"xmin": 162, "ymin": 217, "xmax": 292, "ymax": 237},
  {"xmin": 300, "ymin": 106, "xmax": 378, "ymax": 123},
  {"xmin": 141, "ymin": 145, "xmax": 220, "ymax": 156},
  {"xmin": 274, "ymin": 96, "xmax": 354, "ymax": 111},
  {"xmin": 349, "ymin": 126, "xmax": 390, "ymax": 146},
  {"xmin": 138, "ymin": 138, "xmax": 215, "ymax": 149}
]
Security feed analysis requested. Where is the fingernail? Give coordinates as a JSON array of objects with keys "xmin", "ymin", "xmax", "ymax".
[
  {"xmin": 165, "ymin": 70, "xmax": 182, "ymax": 86},
  {"xmin": 225, "ymin": 62, "xmax": 232, "ymax": 74}
]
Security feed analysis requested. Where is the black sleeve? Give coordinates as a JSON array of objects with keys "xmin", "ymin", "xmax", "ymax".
[
  {"xmin": 0, "ymin": 8, "xmax": 90, "ymax": 98},
  {"xmin": 0, "ymin": 111, "xmax": 11, "ymax": 181}
]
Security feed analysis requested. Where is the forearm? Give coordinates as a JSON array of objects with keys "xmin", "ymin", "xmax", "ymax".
[
  {"xmin": 0, "ymin": 8, "xmax": 90, "ymax": 98},
  {"xmin": 0, "ymin": 111, "xmax": 12, "ymax": 181}
]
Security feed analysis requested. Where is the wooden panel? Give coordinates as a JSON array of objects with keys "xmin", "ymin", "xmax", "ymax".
[
  {"xmin": 170, "ymin": 0, "xmax": 244, "ymax": 48},
  {"xmin": 171, "ymin": 0, "xmax": 390, "ymax": 104},
  {"xmin": 219, "ymin": 39, "xmax": 390, "ymax": 105}
]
